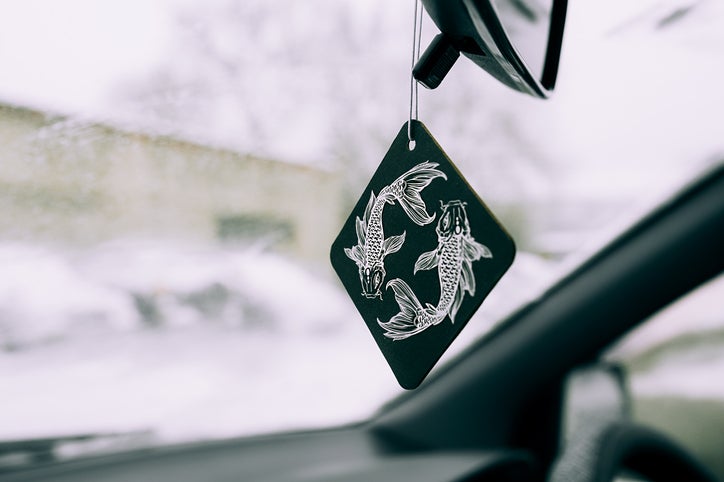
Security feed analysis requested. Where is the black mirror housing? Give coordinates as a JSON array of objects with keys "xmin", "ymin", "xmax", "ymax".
[{"xmin": 416, "ymin": 0, "xmax": 567, "ymax": 98}]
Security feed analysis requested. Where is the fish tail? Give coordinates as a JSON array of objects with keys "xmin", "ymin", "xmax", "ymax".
[
  {"xmin": 391, "ymin": 161, "xmax": 447, "ymax": 226},
  {"xmin": 377, "ymin": 279, "xmax": 429, "ymax": 341}
]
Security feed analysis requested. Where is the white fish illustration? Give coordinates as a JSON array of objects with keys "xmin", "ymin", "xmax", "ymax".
[
  {"xmin": 345, "ymin": 161, "xmax": 446, "ymax": 299},
  {"xmin": 378, "ymin": 200, "xmax": 492, "ymax": 340}
]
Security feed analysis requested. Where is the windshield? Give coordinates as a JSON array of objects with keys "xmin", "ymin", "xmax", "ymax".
[{"xmin": 1, "ymin": 0, "xmax": 723, "ymax": 467}]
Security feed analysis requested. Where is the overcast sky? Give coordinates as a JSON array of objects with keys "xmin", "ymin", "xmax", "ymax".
[
  {"xmin": 0, "ymin": 0, "xmax": 721, "ymax": 197},
  {"xmin": 0, "ymin": 0, "xmax": 183, "ymax": 113}
]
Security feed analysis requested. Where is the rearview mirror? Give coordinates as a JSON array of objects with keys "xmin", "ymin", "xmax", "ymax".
[{"xmin": 414, "ymin": 0, "xmax": 567, "ymax": 98}]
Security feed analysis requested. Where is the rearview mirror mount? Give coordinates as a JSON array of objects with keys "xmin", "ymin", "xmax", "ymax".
[{"xmin": 414, "ymin": 0, "xmax": 567, "ymax": 98}]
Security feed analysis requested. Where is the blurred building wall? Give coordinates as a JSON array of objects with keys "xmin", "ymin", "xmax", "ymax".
[{"xmin": 0, "ymin": 103, "xmax": 343, "ymax": 263}]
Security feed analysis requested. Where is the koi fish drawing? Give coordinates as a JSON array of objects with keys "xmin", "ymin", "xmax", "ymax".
[
  {"xmin": 378, "ymin": 200, "xmax": 492, "ymax": 340},
  {"xmin": 344, "ymin": 161, "xmax": 447, "ymax": 299}
]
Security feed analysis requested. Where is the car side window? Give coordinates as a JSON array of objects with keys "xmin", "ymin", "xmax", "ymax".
[{"xmin": 605, "ymin": 273, "xmax": 724, "ymax": 479}]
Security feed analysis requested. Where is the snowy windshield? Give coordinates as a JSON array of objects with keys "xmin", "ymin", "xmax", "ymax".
[{"xmin": 1, "ymin": 0, "xmax": 723, "ymax": 466}]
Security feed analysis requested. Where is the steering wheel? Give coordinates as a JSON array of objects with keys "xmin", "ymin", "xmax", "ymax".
[{"xmin": 548, "ymin": 421, "xmax": 718, "ymax": 482}]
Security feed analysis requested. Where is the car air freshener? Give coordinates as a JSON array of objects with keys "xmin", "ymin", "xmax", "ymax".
[{"xmin": 330, "ymin": 120, "xmax": 516, "ymax": 389}]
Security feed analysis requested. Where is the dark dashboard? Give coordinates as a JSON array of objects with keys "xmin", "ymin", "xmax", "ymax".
[{"xmin": 3, "ymin": 428, "xmax": 532, "ymax": 482}]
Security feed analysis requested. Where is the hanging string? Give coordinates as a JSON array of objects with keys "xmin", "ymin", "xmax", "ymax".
[{"xmin": 408, "ymin": 0, "xmax": 423, "ymax": 148}]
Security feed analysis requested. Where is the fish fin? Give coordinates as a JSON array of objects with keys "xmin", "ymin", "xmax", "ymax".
[
  {"xmin": 394, "ymin": 161, "xmax": 447, "ymax": 226},
  {"xmin": 344, "ymin": 245, "xmax": 364, "ymax": 265},
  {"xmin": 378, "ymin": 321, "xmax": 431, "ymax": 341},
  {"xmin": 355, "ymin": 216, "xmax": 366, "ymax": 245},
  {"xmin": 382, "ymin": 231, "xmax": 406, "ymax": 256},
  {"xmin": 378, "ymin": 279, "xmax": 426, "ymax": 340},
  {"xmin": 460, "ymin": 260, "xmax": 476, "ymax": 296},
  {"xmin": 386, "ymin": 279, "xmax": 422, "ymax": 314},
  {"xmin": 449, "ymin": 285, "xmax": 466, "ymax": 324},
  {"xmin": 363, "ymin": 191, "xmax": 375, "ymax": 224},
  {"xmin": 462, "ymin": 236, "xmax": 492, "ymax": 262},
  {"xmin": 414, "ymin": 248, "xmax": 440, "ymax": 273}
]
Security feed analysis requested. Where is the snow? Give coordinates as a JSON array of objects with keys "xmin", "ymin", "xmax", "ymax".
[
  {"xmin": 0, "ymin": 241, "xmax": 554, "ymax": 443},
  {"xmin": 0, "ymin": 240, "xmax": 398, "ymax": 442},
  {"xmin": 0, "ymin": 243, "xmax": 139, "ymax": 347},
  {"xmin": 0, "ymin": 0, "xmax": 182, "ymax": 115},
  {"xmin": 0, "ymin": 241, "xmax": 355, "ymax": 347},
  {"xmin": 0, "ymin": 326, "xmax": 398, "ymax": 442}
]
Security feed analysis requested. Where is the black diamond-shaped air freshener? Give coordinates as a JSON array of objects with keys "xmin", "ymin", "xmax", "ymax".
[{"xmin": 331, "ymin": 121, "xmax": 516, "ymax": 389}]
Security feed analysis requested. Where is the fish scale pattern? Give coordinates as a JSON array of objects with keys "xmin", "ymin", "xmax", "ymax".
[{"xmin": 437, "ymin": 236, "xmax": 463, "ymax": 317}]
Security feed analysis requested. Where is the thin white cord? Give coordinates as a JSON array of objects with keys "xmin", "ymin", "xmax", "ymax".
[{"xmin": 408, "ymin": 0, "xmax": 423, "ymax": 147}]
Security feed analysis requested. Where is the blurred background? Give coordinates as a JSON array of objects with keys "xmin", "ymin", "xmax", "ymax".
[{"xmin": 0, "ymin": 0, "xmax": 722, "ymax": 474}]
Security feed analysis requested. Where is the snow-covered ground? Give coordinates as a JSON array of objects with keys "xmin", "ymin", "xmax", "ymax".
[
  {"xmin": 2, "ymin": 237, "xmax": 719, "ymax": 448},
  {"xmin": 0, "ymin": 241, "xmax": 392, "ymax": 443},
  {"xmin": 0, "ymin": 242, "xmax": 351, "ymax": 349},
  {"xmin": 0, "ymin": 241, "xmax": 555, "ymax": 445},
  {"xmin": 1, "ymin": 324, "xmax": 394, "ymax": 442}
]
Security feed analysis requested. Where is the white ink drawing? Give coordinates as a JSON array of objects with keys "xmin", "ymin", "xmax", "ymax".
[
  {"xmin": 378, "ymin": 200, "xmax": 492, "ymax": 340},
  {"xmin": 344, "ymin": 161, "xmax": 447, "ymax": 299}
]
